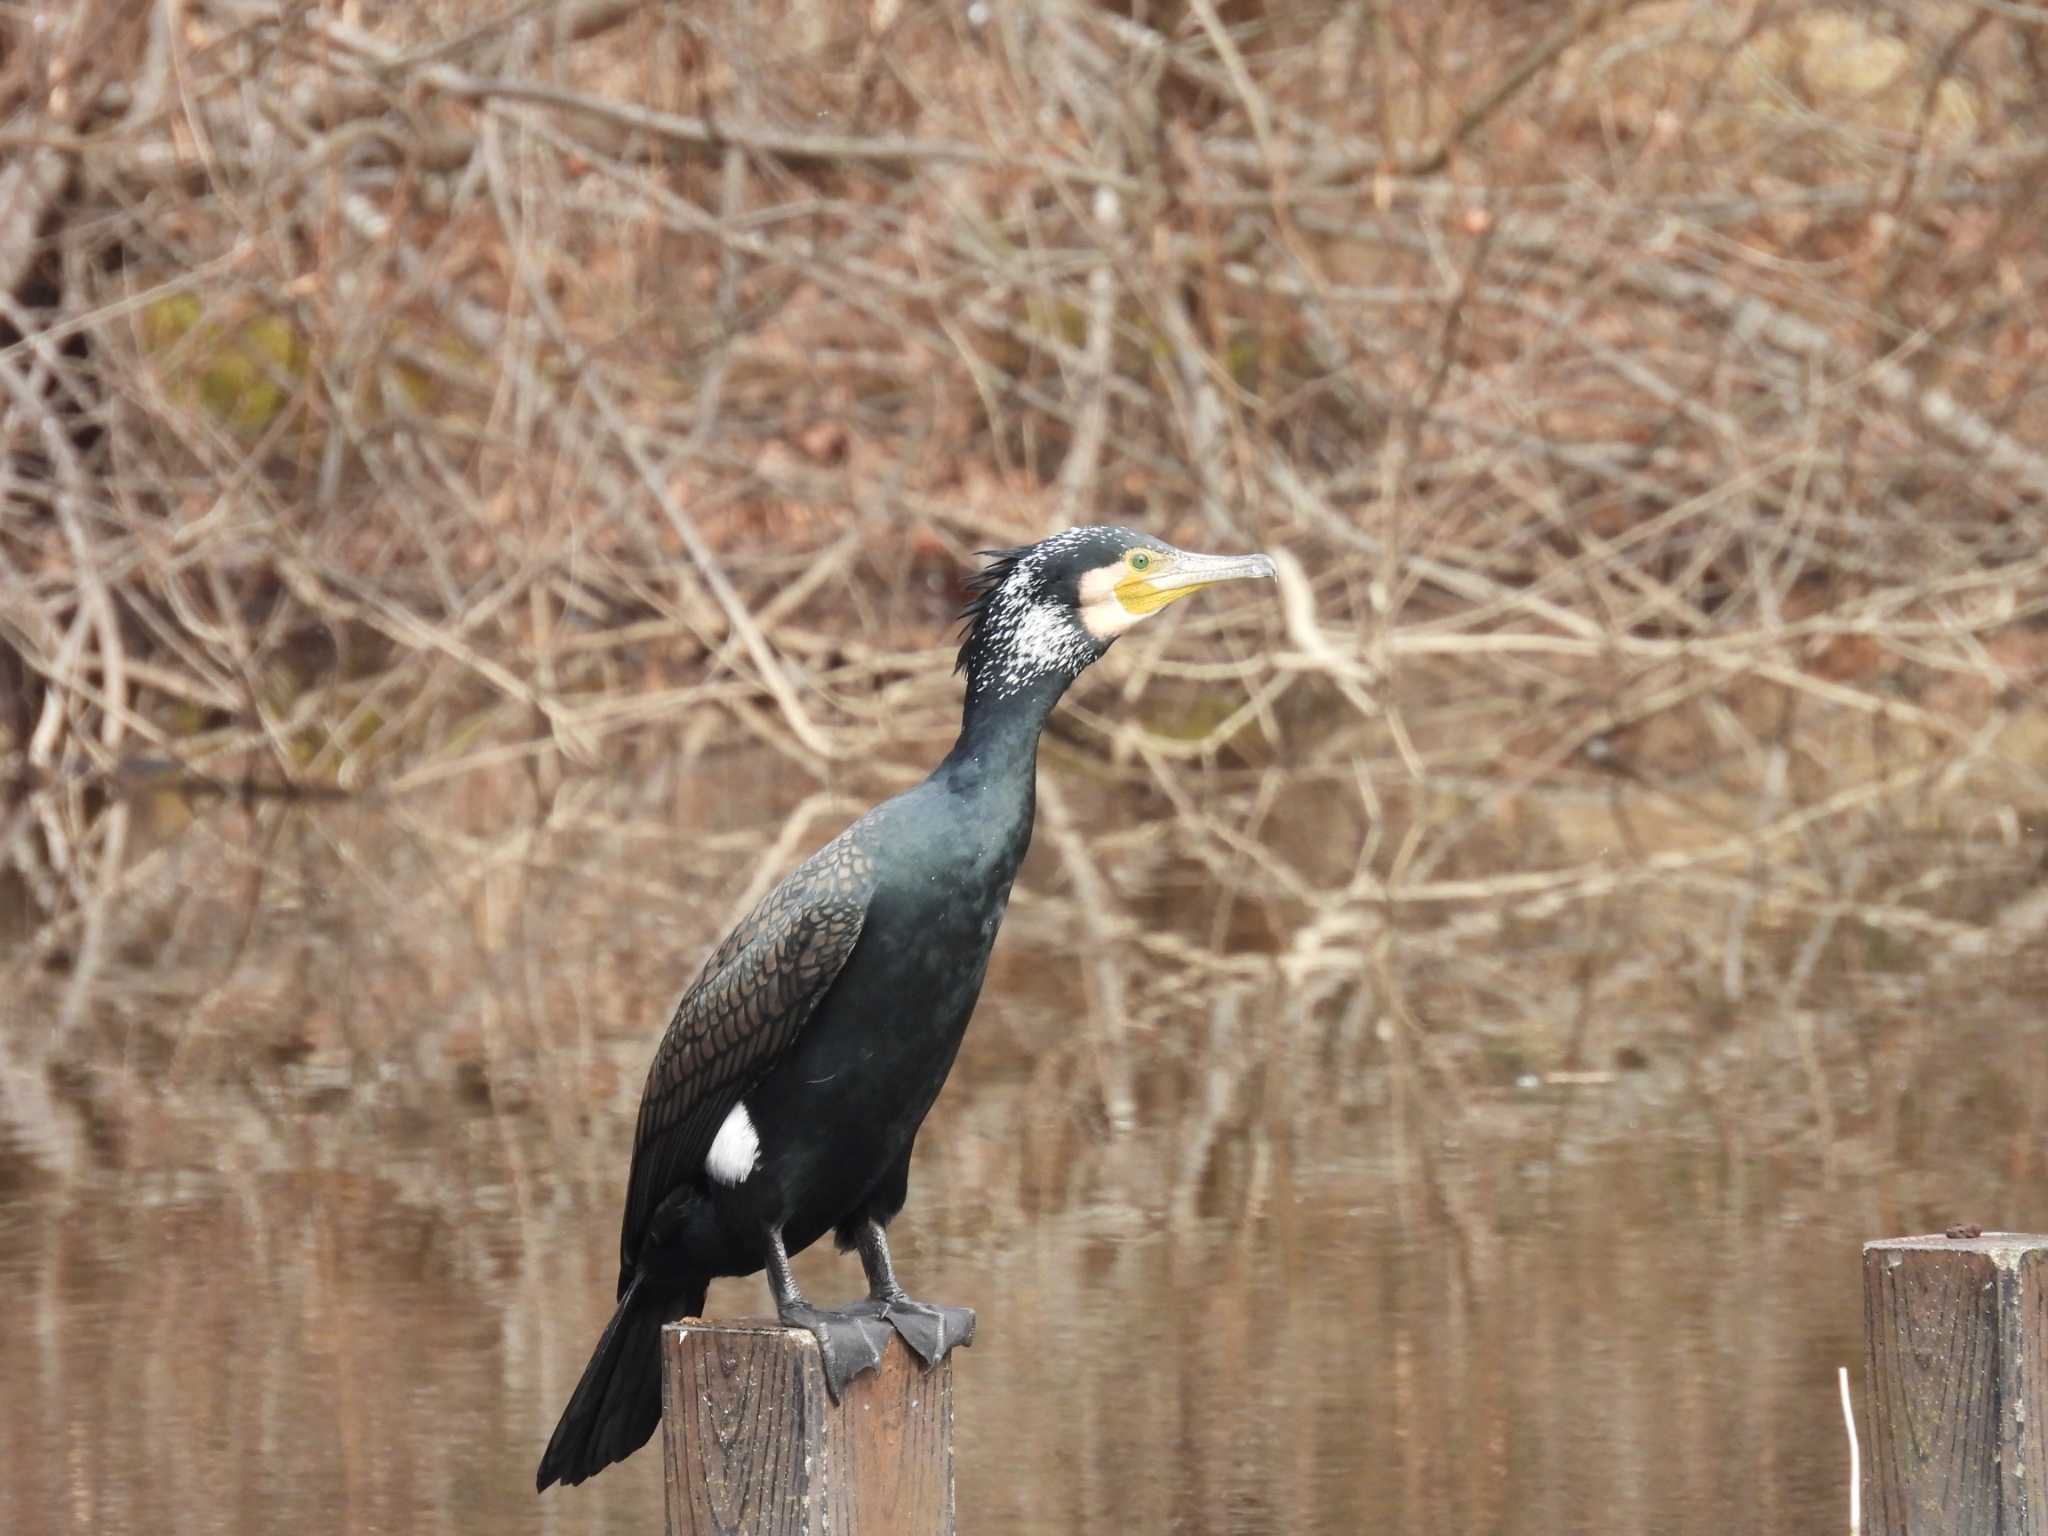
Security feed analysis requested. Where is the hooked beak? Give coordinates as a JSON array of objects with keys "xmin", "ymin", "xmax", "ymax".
[
  {"xmin": 1115, "ymin": 547, "xmax": 1278, "ymax": 615},
  {"xmin": 1147, "ymin": 549, "xmax": 1278, "ymax": 593}
]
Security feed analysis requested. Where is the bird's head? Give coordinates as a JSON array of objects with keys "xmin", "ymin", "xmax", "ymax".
[{"xmin": 957, "ymin": 525, "xmax": 1276, "ymax": 700}]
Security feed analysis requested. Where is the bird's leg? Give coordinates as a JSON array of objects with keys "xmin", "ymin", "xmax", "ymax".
[
  {"xmin": 853, "ymin": 1217, "xmax": 910, "ymax": 1304},
  {"xmin": 763, "ymin": 1226, "xmax": 890, "ymax": 1402},
  {"xmin": 846, "ymin": 1218, "xmax": 977, "ymax": 1369}
]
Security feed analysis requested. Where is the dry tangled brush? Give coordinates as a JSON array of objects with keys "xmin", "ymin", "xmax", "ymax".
[{"xmin": 3, "ymin": 0, "xmax": 2047, "ymax": 1145}]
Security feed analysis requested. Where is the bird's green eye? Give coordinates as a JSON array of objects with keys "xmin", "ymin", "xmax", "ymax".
[{"xmin": 1127, "ymin": 550, "xmax": 1153, "ymax": 574}]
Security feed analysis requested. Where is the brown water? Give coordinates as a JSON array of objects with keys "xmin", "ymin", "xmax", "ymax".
[{"xmin": 3, "ymin": 776, "xmax": 2043, "ymax": 1535}]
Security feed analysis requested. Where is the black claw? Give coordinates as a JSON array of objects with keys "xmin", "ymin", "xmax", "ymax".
[{"xmin": 779, "ymin": 1303, "xmax": 892, "ymax": 1401}]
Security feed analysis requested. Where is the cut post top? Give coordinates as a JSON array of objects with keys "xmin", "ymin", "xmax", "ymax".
[
  {"xmin": 1864, "ymin": 1231, "xmax": 2048, "ymax": 1263},
  {"xmin": 667, "ymin": 1316, "xmax": 814, "ymax": 1339}
]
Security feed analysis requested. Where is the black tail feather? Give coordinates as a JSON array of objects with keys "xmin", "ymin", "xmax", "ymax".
[{"xmin": 536, "ymin": 1271, "xmax": 706, "ymax": 1491}]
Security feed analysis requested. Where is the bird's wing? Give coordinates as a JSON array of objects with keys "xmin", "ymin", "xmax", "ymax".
[{"xmin": 618, "ymin": 829, "xmax": 874, "ymax": 1271}]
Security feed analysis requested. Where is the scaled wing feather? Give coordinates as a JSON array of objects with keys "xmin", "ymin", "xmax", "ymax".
[{"xmin": 617, "ymin": 830, "xmax": 874, "ymax": 1276}]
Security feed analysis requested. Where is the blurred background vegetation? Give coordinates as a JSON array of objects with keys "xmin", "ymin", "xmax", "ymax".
[{"xmin": 3, "ymin": 1, "xmax": 2046, "ymax": 1532}]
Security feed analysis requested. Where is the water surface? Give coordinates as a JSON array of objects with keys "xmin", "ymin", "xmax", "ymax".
[{"xmin": 2, "ymin": 778, "xmax": 2041, "ymax": 1535}]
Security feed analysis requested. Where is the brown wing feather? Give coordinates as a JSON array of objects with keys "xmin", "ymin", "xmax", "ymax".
[{"xmin": 618, "ymin": 830, "xmax": 874, "ymax": 1273}]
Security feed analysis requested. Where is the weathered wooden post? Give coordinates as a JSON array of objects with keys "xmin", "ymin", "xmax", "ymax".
[
  {"xmin": 1863, "ymin": 1232, "xmax": 2048, "ymax": 1535},
  {"xmin": 661, "ymin": 1320, "xmax": 957, "ymax": 1536}
]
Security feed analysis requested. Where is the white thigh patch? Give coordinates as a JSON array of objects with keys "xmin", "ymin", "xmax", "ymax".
[{"xmin": 705, "ymin": 1102, "xmax": 761, "ymax": 1185}]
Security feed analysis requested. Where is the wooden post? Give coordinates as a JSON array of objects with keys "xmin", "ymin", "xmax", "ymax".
[
  {"xmin": 1863, "ymin": 1233, "xmax": 2048, "ymax": 1535},
  {"xmin": 660, "ymin": 1320, "xmax": 956, "ymax": 1536}
]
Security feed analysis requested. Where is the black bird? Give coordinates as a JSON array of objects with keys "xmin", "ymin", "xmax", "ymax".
[{"xmin": 536, "ymin": 525, "xmax": 1276, "ymax": 1490}]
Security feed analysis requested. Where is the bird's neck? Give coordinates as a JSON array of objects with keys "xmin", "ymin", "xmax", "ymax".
[{"xmin": 934, "ymin": 666, "xmax": 1073, "ymax": 801}]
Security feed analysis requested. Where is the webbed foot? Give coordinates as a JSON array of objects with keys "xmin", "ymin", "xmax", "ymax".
[
  {"xmin": 848, "ymin": 1295, "xmax": 977, "ymax": 1369},
  {"xmin": 777, "ymin": 1301, "xmax": 894, "ymax": 1401}
]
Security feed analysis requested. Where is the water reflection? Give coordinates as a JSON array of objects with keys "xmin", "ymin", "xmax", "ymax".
[
  {"xmin": 2, "ymin": 1091, "xmax": 1911, "ymax": 1536},
  {"xmin": 2, "ymin": 789, "xmax": 2044, "ymax": 1535}
]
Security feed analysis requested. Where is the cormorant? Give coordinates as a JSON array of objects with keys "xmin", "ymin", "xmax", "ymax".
[{"xmin": 536, "ymin": 525, "xmax": 1276, "ymax": 1490}]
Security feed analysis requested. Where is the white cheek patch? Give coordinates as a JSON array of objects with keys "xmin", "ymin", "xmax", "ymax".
[
  {"xmin": 1078, "ymin": 564, "xmax": 1150, "ymax": 641},
  {"xmin": 705, "ymin": 1101, "xmax": 761, "ymax": 1185}
]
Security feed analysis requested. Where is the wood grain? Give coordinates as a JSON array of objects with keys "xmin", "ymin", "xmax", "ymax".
[
  {"xmin": 1863, "ymin": 1234, "xmax": 2048, "ymax": 1536},
  {"xmin": 663, "ymin": 1320, "xmax": 955, "ymax": 1536}
]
